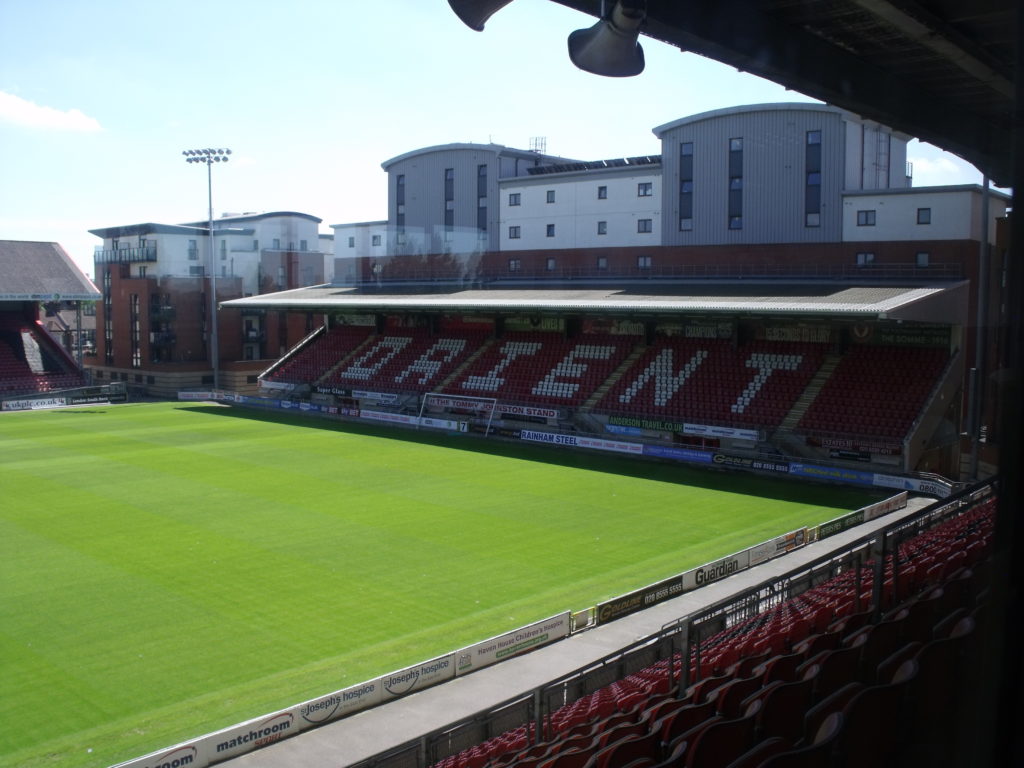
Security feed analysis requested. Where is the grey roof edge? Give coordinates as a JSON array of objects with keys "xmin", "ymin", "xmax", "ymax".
[
  {"xmin": 89, "ymin": 223, "xmax": 208, "ymax": 238},
  {"xmin": 330, "ymin": 220, "xmax": 389, "ymax": 229},
  {"xmin": 499, "ymin": 162, "xmax": 662, "ymax": 185},
  {"xmin": 842, "ymin": 184, "xmax": 1012, "ymax": 201},
  {"xmin": 220, "ymin": 283, "xmax": 952, "ymax": 319},
  {"xmin": 182, "ymin": 211, "xmax": 322, "ymax": 227},
  {"xmin": 381, "ymin": 143, "xmax": 581, "ymax": 170},
  {"xmin": 652, "ymin": 102, "xmax": 838, "ymax": 137}
]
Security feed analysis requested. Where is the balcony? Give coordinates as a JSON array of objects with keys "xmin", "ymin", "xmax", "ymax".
[
  {"xmin": 150, "ymin": 305, "xmax": 176, "ymax": 322},
  {"xmin": 94, "ymin": 245, "xmax": 157, "ymax": 264},
  {"xmin": 244, "ymin": 328, "xmax": 265, "ymax": 342}
]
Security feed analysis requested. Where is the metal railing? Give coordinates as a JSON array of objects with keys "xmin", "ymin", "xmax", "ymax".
[
  {"xmin": 93, "ymin": 245, "xmax": 158, "ymax": 264},
  {"xmin": 350, "ymin": 479, "xmax": 994, "ymax": 768}
]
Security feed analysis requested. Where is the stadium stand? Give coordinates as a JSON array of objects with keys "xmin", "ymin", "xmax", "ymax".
[
  {"xmin": 264, "ymin": 325, "xmax": 375, "ymax": 384},
  {"xmin": 441, "ymin": 332, "xmax": 638, "ymax": 409},
  {"xmin": 420, "ymin": 495, "xmax": 994, "ymax": 768},
  {"xmin": 323, "ymin": 328, "xmax": 492, "ymax": 394},
  {"xmin": 598, "ymin": 338, "xmax": 827, "ymax": 430},
  {"xmin": 0, "ymin": 311, "xmax": 87, "ymax": 395},
  {"xmin": 797, "ymin": 345, "xmax": 950, "ymax": 440}
]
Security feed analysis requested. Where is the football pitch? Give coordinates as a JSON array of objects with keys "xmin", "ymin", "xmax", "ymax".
[{"xmin": 0, "ymin": 402, "xmax": 880, "ymax": 768}]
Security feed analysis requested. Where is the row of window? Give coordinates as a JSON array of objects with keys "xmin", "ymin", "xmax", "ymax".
[
  {"xmin": 347, "ymin": 234, "xmax": 384, "ymax": 247},
  {"xmin": 507, "ymin": 182, "xmax": 654, "ymax": 207},
  {"xmin": 856, "ymin": 251, "xmax": 933, "ymax": 267},
  {"xmin": 507, "ymin": 219, "xmax": 654, "ymax": 239},
  {"xmin": 507, "ymin": 255, "xmax": 654, "ymax": 272},
  {"xmin": 856, "ymin": 207, "xmax": 932, "ymax": 226},
  {"xmin": 503, "ymin": 251, "xmax": 935, "ymax": 273}
]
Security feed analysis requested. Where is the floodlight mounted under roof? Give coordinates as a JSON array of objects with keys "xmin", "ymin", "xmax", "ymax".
[{"xmin": 568, "ymin": 0, "xmax": 646, "ymax": 77}]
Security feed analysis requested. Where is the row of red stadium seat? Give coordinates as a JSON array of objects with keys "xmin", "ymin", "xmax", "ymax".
[
  {"xmin": 261, "ymin": 328, "xmax": 948, "ymax": 444},
  {"xmin": 798, "ymin": 346, "xmax": 948, "ymax": 439},
  {"xmin": 428, "ymin": 498, "xmax": 994, "ymax": 768}
]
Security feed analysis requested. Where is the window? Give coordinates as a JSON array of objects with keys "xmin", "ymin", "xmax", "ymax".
[
  {"xmin": 188, "ymin": 239, "xmax": 198, "ymax": 260},
  {"xmin": 637, "ymin": 218, "xmax": 653, "ymax": 233},
  {"xmin": 253, "ymin": 239, "xmax": 259, "ymax": 251},
  {"xmin": 509, "ymin": 192, "xmax": 521, "ymax": 206},
  {"xmin": 273, "ymin": 238, "xmax": 280, "ymax": 249},
  {"xmin": 546, "ymin": 189, "xmax": 555, "ymax": 203},
  {"xmin": 856, "ymin": 251, "xmax": 875, "ymax": 266},
  {"xmin": 508, "ymin": 225, "xmax": 521, "ymax": 239},
  {"xmin": 680, "ymin": 142, "xmax": 694, "ymax": 230},
  {"xmin": 857, "ymin": 210, "xmax": 876, "ymax": 226},
  {"xmin": 597, "ymin": 220, "xmax": 607, "ymax": 235},
  {"xmin": 477, "ymin": 163, "xmax": 487, "ymax": 198},
  {"xmin": 546, "ymin": 223, "xmax": 555, "ymax": 237},
  {"xmin": 546, "ymin": 257, "xmax": 556, "ymax": 271},
  {"xmin": 348, "ymin": 236, "xmax": 355, "ymax": 248},
  {"xmin": 372, "ymin": 234, "xmax": 382, "ymax": 246},
  {"xmin": 444, "ymin": 168, "xmax": 454, "ymax": 201},
  {"xmin": 917, "ymin": 207, "xmax": 931, "ymax": 225},
  {"xmin": 637, "ymin": 182, "xmax": 653, "ymax": 197},
  {"xmin": 728, "ymin": 138, "xmax": 742, "ymax": 227},
  {"xmin": 805, "ymin": 130, "xmax": 823, "ymax": 224},
  {"xmin": 916, "ymin": 251, "xmax": 930, "ymax": 267},
  {"xmin": 508, "ymin": 258, "xmax": 521, "ymax": 272},
  {"xmin": 637, "ymin": 255, "xmax": 652, "ymax": 269},
  {"xmin": 597, "ymin": 185, "xmax": 607, "ymax": 199},
  {"xmin": 300, "ymin": 239, "xmax": 307, "ymax": 251},
  {"xmin": 138, "ymin": 265, "xmax": 147, "ymax": 278},
  {"xmin": 596, "ymin": 256, "xmax": 608, "ymax": 270}
]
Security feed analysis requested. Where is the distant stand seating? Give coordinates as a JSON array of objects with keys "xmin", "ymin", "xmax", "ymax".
[
  {"xmin": 598, "ymin": 338, "xmax": 827, "ymax": 430},
  {"xmin": 323, "ymin": 328, "xmax": 491, "ymax": 394},
  {"xmin": 440, "ymin": 332, "xmax": 638, "ymax": 409},
  {"xmin": 264, "ymin": 326, "xmax": 374, "ymax": 385},
  {"xmin": 799, "ymin": 345, "xmax": 949, "ymax": 440},
  {"xmin": 0, "ymin": 313, "xmax": 86, "ymax": 396},
  {"xmin": 428, "ymin": 496, "xmax": 995, "ymax": 768}
]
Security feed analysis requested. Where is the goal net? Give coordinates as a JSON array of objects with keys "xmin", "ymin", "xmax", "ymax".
[{"xmin": 419, "ymin": 393, "xmax": 498, "ymax": 435}]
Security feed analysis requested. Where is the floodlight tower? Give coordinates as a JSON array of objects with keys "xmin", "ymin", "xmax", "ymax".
[{"xmin": 182, "ymin": 147, "xmax": 231, "ymax": 390}]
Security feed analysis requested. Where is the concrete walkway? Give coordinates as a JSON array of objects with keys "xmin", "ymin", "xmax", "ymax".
[{"xmin": 229, "ymin": 496, "xmax": 935, "ymax": 767}]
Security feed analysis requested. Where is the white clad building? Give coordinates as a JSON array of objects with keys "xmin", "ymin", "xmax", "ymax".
[
  {"xmin": 499, "ymin": 161, "xmax": 662, "ymax": 250},
  {"xmin": 842, "ymin": 185, "xmax": 1008, "ymax": 244}
]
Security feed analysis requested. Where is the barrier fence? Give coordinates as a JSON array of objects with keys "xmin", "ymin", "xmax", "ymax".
[{"xmin": 352, "ymin": 479, "xmax": 994, "ymax": 768}]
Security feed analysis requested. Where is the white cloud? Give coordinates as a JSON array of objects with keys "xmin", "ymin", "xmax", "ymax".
[
  {"xmin": 0, "ymin": 91, "xmax": 102, "ymax": 132},
  {"xmin": 909, "ymin": 155, "xmax": 962, "ymax": 178}
]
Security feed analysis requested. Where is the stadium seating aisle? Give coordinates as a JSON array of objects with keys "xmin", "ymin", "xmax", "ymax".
[
  {"xmin": 323, "ymin": 328, "xmax": 492, "ymax": 393},
  {"xmin": 264, "ymin": 326, "xmax": 374, "ymax": 384},
  {"xmin": 798, "ymin": 345, "xmax": 949, "ymax": 440},
  {"xmin": 442, "ymin": 332, "xmax": 638, "ymax": 409},
  {"xmin": 0, "ymin": 314, "xmax": 86, "ymax": 395},
  {"xmin": 598, "ymin": 338, "xmax": 827, "ymax": 430},
  {"xmin": 426, "ymin": 498, "xmax": 995, "ymax": 768}
]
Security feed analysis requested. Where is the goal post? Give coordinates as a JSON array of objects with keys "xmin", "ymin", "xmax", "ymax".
[{"xmin": 419, "ymin": 392, "xmax": 498, "ymax": 435}]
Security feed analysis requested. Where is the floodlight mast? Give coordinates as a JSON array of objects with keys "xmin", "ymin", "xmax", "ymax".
[{"xmin": 182, "ymin": 148, "xmax": 231, "ymax": 391}]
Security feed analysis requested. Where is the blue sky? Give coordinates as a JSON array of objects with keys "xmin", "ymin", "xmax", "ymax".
[{"xmin": 0, "ymin": 0, "xmax": 994, "ymax": 278}]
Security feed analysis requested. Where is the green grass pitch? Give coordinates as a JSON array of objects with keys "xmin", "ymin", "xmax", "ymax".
[{"xmin": 0, "ymin": 402, "xmax": 880, "ymax": 768}]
